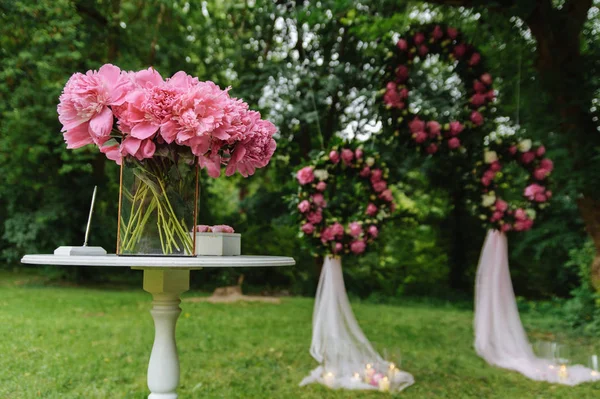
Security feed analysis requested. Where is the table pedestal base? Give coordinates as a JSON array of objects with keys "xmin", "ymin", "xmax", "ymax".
[{"xmin": 143, "ymin": 269, "xmax": 190, "ymax": 399}]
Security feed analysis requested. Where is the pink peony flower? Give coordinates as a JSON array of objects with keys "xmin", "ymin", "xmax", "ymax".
[
  {"xmin": 533, "ymin": 168, "xmax": 550, "ymax": 180},
  {"xmin": 380, "ymin": 189, "xmax": 394, "ymax": 202},
  {"xmin": 418, "ymin": 45, "xmax": 429, "ymax": 57},
  {"xmin": 195, "ymin": 225, "xmax": 210, "ymax": 232},
  {"xmin": 540, "ymin": 158, "xmax": 554, "ymax": 172},
  {"xmin": 426, "ymin": 143, "xmax": 438, "ymax": 154},
  {"xmin": 329, "ymin": 150, "xmax": 340, "ymax": 163},
  {"xmin": 495, "ymin": 199, "xmax": 508, "ymax": 212},
  {"xmin": 447, "ymin": 27, "xmax": 458, "ymax": 39},
  {"xmin": 521, "ymin": 151, "xmax": 536, "ymax": 164},
  {"xmin": 396, "ymin": 65, "xmax": 409, "ymax": 82},
  {"xmin": 225, "ymin": 119, "xmax": 277, "ymax": 177},
  {"xmin": 359, "ymin": 166, "xmax": 371, "ymax": 177},
  {"xmin": 480, "ymin": 73, "xmax": 493, "ymax": 86},
  {"xmin": 469, "ymin": 52, "xmax": 481, "ymax": 66},
  {"xmin": 350, "ymin": 240, "xmax": 366, "ymax": 254},
  {"xmin": 99, "ymin": 142, "xmax": 122, "ymax": 164},
  {"xmin": 409, "ymin": 118, "xmax": 425, "ymax": 133},
  {"xmin": 58, "ymin": 64, "xmax": 131, "ymax": 149},
  {"xmin": 367, "ymin": 225, "xmax": 379, "ymax": 238},
  {"xmin": 341, "ymin": 148, "xmax": 354, "ymax": 165},
  {"xmin": 307, "ymin": 210, "xmax": 323, "ymax": 224},
  {"xmin": 427, "ymin": 121, "xmax": 441, "ymax": 136},
  {"xmin": 448, "ymin": 137, "xmax": 461, "ymax": 150},
  {"xmin": 536, "ymin": 146, "xmax": 546, "ymax": 157},
  {"xmin": 449, "ymin": 121, "xmax": 464, "ymax": 136},
  {"xmin": 414, "ymin": 32, "xmax": 425, "ymax": 45},
  {"xmin": 198, "ymin": 149, "xmax": 222, "ymax": 178},
  {"xmin": 312, "ymin": 193, "xmax": 326, "ymax": 207},
  {"xmin": 454, "ymin": 43, "xmax": 467, "ymax": 58},
  {"xmin": 370, "ymin": 169, "xmax": 383, "ymax": 182},
  {"xmin": 413, "ymin": 131, "xmax": 427, "ymax": 143},
  {"xmin": 296, "ymin": 166, "xmax": 315, "ymax": 185},
  {"xmin": 349, "ymin": 222, "xmax": 363, "ymax": 237},
  {"xmin": 298, "ymin": 200, "xmax": 311, "ymax": 213},
  {"xmin": 355, "ymin": 148, "xmax": 363, "ymax": 159},
  {"xmin": 397, "ymin": 39, "xmax": 408, "ymax": 51},
  {"xmin": 212, "ymin": 225, "xmax": 235, "ymax": 233},
  {"xmin": 524, "ymin": 184, "xmax": 546, "ymax": 201},
  {"xmin": 473, "ymin": 80, "xmax": 486, "ymax": 93},
  {"xmin": 471, "ymin": 93, "xmax": 486, "ymax": 107},
  {"xmin": 316, "ymin": 181, "xmax": 327, "ymax": 192},
  {"xmin": 373, "ymin": 180, "xmax": 387, "ymax": 193},
  {"xmin": 120, "ymin": 137, "xmax": 156, "ymax": 160},
  {"xmin": 301, "ymin": 223, "xmax": 315, "ymax": 235},
  {"xmin": 432, "ymin": 25, "xmax": 444, "ymax": 40},
  {"xmin": 333, "ymin": 242, "xmax": 343, "ymax": 253},
  {"xmin": 470, "ymin": 111, "xmax": 484, "ymax": 126},
  {"xmin": 366, "ymin": 203, "xmax": 378, "ymax": 216},
  {"xmin": 331, "ymin": 222, "xmax": 345, "ymax": 238}
]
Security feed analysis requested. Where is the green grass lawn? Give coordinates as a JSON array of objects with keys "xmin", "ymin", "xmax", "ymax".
[{"xmin": 1, "ymin": 271, "xmax": 599, "ymax": 399}]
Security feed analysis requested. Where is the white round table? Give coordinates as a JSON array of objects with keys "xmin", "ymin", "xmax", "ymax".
[{"xmin": 21, "ymin": 254, "xmax": 295, "ymax": 399}]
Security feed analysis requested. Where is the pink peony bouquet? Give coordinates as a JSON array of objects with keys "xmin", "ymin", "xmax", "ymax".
[{"xmin": 58, "ymin": 64, "xmax": 277, "ymax": 178}]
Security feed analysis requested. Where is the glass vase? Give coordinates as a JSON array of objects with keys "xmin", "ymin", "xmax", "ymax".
[{"xmin": 117, "ymin": 156, "xmax": 199, "ymax": 256}]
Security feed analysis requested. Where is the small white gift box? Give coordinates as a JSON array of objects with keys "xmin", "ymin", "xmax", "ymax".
[{"xmin": 192, "ymin": 232, "xmax": 241, "ymax": 256}]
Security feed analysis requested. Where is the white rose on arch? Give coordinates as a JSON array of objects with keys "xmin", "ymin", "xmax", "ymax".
[
  {"xmin": 313, "ymin": 169, "xmax": 329, "ymax": 181},
  {"xmin": 482, "ymin": 192, "xmax": 497, "ymax": 207},
  {"xmin": 484, "ymin": 151, "xmax": 498, "ymax": 164},
  {"xmin": 518, "ymin": 139, "xmax": 532, "ymax": 152}
]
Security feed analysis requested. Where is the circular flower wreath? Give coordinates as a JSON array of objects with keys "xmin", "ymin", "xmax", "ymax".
[
  {"xmin": 474, "ymin": 138, "xmax": 553, "ymax": 232},
  {"xmin": 294, "ymin": 146, "xmax": 395, "ymax": 256},
  {"xmin": 382, "ymin": 24, "xmax": 495, "ymax": 154}
]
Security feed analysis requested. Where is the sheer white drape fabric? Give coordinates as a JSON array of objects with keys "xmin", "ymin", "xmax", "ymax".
[
  {"xmin": 300, "ymin": 256, "xmax": 414, "ymax": 391},
  {"xmin": 474, "ymin": 230, "xmax": 600, "ymax": 385}
]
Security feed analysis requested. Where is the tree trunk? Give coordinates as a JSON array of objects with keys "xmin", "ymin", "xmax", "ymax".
[{"xmin": 577, "ymin": 197, "xmax": 600, "ymax": 289}]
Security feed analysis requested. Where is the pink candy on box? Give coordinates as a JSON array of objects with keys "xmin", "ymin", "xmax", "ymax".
[{"xmin": 192, "ymin": 225, "xmax": 240, "ymax": 256}]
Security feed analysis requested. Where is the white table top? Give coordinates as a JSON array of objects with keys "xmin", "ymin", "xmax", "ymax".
[{"xmin": 21, "ymin": 254, "xmax": 295, "ymax": 269}]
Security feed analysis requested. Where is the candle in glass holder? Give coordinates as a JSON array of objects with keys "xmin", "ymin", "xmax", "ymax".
[
  {"xmin": 378, "ymin": 376, "xmax": 390, "ymax": 392},
  {"xmin": 323, "ymin": 371, "xmax": 335, "ymax": 387},
  {"xmin": 364, "ymin": 363, "xmax": 375, "ymax": 384},
  {"xmin": 558, "ymin": 365, "xmax": 568, "ymax": 382},
  {"xmin": 387, "ymin": 362, "xmax": 398, "ymax": 379},
  {"xmin": 352, "ymin": 372, "xmax": 361, "ymax": 382}
]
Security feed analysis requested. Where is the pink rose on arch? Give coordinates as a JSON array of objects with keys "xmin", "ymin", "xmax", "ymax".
[
  {"xmin": 536, "ymin": 146, "xmax": 546, "ymax": 157},
  {"xmin": 396, "ymin": 65, "xmax": 409, "ymax": 82},
  {"xmin": 350, "ymin": 240, "xmax": 366, "ymax": 254},
  {"xmin": 397, "ymin": 39, "xmax": 408, "ymax": 51},
  {"xmin": 380, "ymin": 189, "xmax": 394, "ymax": 202},
  {"xmin": 333, "ymin": 242, "xmax": 343, "ymax": 253},
  {"xmin": 360, "ymin": 167, "xmax": 371, "ymax": 177},
  {"xmin": 454, "ymin": 43, "xmax": 467, "ymax": 58},
  {"xmin": 298, "ymin": 200, "xmax": 310, "ymax": 213},
  {"xmin": 449, "ymin": 121, "xmax": 464, "ymax": 136},
  {"xmin": 316, "ymin": 181, "xmax": 327, "ymax": 192},
  {"xmin": 413, "ymin": 131, "xmax": 428, "ymax": 143},
  {"xmin": 366, "ymin": 203, "xmax": 378, "ymax": 216},
  {"xmin": 329, "ymin": 150, "xmax": 340, "ymax": 164},
  {"xmin": 447, "ymin": 27, "xmax": 458, "ymax": 39},
  {"xmin": 485, "ymin": 90, "xmax": 495, "ymax": 101},
  {"xmin": 483, "ymin": 170, "xmax": 496, "ymax": 181},
  {"xmin": 349, "ymin": 222, "xmax": 363, "ymax": 238},
  {"xmin": 471, "ymin": 93, "xmax": 486, "ymax": 107},
  {"xmin": 409, "ymin": 118, "xmax": 426, "ymax": 133},
  {"xmin": 481, "ymin": 177, "xmax": 491, "ymax": 187},
  {"xmin": 371, "ymin": 169, "xmax": 383, "ymax": 182},
  {"xmin": 414, "ymin": 32, "xmax": 425, "ymax": 45},
  {"xmin": 509, "ymin": 145, "xmax": 518, "ymax": 155},
  {"xmin": 469, "ymin": 52, "xmax": 481, "ymax": 66},
  {"xmin": 301, "ymin": 223, "xmax": 315, "ymax": 235},
  {"xmin": 312, "ymin": 193, "xmax": 326, "ymax": 207},
  {"xmin": 427, "ymin": 121, "xmax": 441, "ymax": 137},
  {"xmin": 432, "ymin": 25, "xmax": 444, "ymax": 40},
  {"xmin": 521, "ymin": 151, "xmax": 536, "ymax": 164},
  {"xmin": 540, "ymin": 158, "xmax": 554, "ymax": 172},
  {"xmin": 341, "ymin": 148, "xmax": 354, "ymax": 165},
  {"xmin": 533, "ymin": 168, "xmax": 550, "ymax": 181},
  {"xmin": 491, "ymin": 211, "xmax": 504, "ymax": 222},
  {"xmin": 418, "ymin": 45, "xmax": 429, "ymax": 57},
  {"xmin": 473, "ymin": 80, "xmax": 486, "ymax": 93},
  {"xmin": 427, "ymin": 143, "xmax": 438, "ymax": 154},
  {"xmin": 481, "ymin": 73, "xmax": 493, "ymax": 86},
  {"xmin": 355, "ymin": 148, "xmax": 363, "ymax": 159},
  {"xmin": 470, "ymin": 111, "xmax": 484, "ymax": 126},
  {"xmin": 514, "ymin": 218, "xmax": 534, "ymax": 232},
  {"xmin": 373, "ymin": 180, "xmax": 387, "ymax": 193},
  {"xmin": 296, "ymin": 166, "xmax": 314, "ymax": 185},
  {"xmin": 448, "ymin": 137, "xmax": 461, "ymax": 150},
  {"xmin": 490, "ymin": 161, "xmax": 502, "ymax": 172},
  {"xmin": 383, "ymin": 82, "xmax": 405, "ymax": 109},
  {"xmin": 307, "ymin": 210, "xmax": 323, "ymax": 224},
  {"xmin": 320, "ymin": 226, "xmax": 335, "ymax": 243},
  {"xmin": 495, "ymin": 199, "xmax": 508, "ymax": 212},
  {"xmin": 331, "ymin": 222, "xmax": 345, "ymax": 238},
  {"xmin": 367, "ymin": 225, "xmax": 379, "ymax": 238},
  {"xmin": 546, "ymin": 190, "xmax": 553, "ymax": 199},
  {"xmin": 524, "ymin": 183, "xmax": 546, "ymax": 201},
  {"xmin": 501, "ymin": 223, "xmax": 512, "ymax": 232},
  {"xmin": 514, "ymin": 208, "xmax": 527, "ymax": 221}
]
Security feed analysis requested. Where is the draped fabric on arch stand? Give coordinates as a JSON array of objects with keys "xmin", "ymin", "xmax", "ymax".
[
  {"xmin": 300, "ymin": 256, "xmax": 414, "ymax": 391},
  {"xmin": 474, "ymin": 230, "xmax": 600, "ymax": 385}
]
